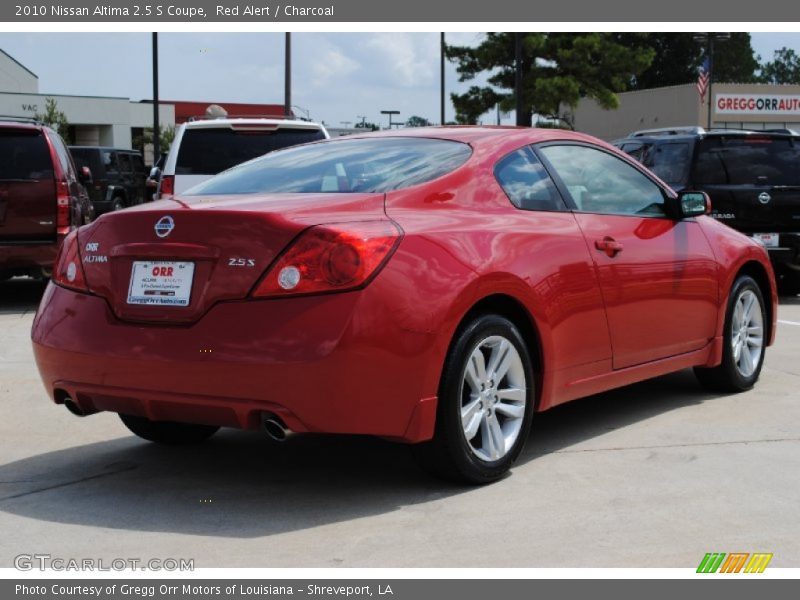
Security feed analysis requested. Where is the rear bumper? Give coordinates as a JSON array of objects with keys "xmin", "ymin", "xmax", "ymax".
[
  {"xmin": 31, "ymin": 283, "xmax": 439, "ymax": 443},
  {"xmin": 0, "ymin": 240, "xmax": 58, "ymax": 273}
]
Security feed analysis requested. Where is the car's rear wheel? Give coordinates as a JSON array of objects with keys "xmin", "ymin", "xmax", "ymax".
[
  {"xmin": 413, "ymin": 314, "xmax": 535, "ymax": 484},
  {"xmin": 111, "ymin": 197, "xmax": 125, "ymax": 211},
  {"xmin": 119, "ymin": 414, "xmax": 219, "ymax": 445},
  {"xmin": 694, "ymin": 274, "xmax": 766, "ymax": 392}
]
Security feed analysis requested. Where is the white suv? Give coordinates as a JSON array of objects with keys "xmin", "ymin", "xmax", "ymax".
[{"xmin": 157, "ymin": 116, "xmax": 329, "ymax": 198}]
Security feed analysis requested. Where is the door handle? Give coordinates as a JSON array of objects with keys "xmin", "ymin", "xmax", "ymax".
[{"xmin": 595, "ymin": 236, "xmax": 624, "ymax": 257}]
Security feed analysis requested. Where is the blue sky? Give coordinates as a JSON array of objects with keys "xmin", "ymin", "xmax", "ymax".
[{"xmin": 1, "ymin": 32, "xmax": 797, "ymax": 127}]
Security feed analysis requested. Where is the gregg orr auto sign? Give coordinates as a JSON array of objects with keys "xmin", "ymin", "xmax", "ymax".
[{"xmin": 716, "ymin": 93, "xmax": 800, "ymax": 116}]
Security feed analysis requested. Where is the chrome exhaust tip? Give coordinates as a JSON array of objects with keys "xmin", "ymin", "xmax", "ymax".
[{"xmin": 261, "ymin": 415, "xmax": 295, "ymax": 442}]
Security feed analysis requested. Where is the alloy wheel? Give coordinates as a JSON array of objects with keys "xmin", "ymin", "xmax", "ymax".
[{"xmin": 460, "ymin": 335, "xmax": 527, "ymax": 462}]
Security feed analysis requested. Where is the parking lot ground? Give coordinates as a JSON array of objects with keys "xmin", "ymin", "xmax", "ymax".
[{"xmin": 1, "ymin": 278, "xmax": 799, "ymax": 568}]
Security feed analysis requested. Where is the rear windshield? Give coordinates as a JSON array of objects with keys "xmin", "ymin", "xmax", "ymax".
[
  {"xmin": 647, "ymin": 142, "xmax": 691, "ymax": 186},
  {"xmin": 176, "ymin": 127, "xmax": 327, "ymax": 176},
  {"xmin": 187, "ymin": 137, "xmax": 473, "ymax": 195},
  {"xmin": 0, "ymin": 130, "xmax": 53, "ymax": 181},
  {"xmin": 693, "ymin": 136, "xmax": 800, "ymax": 185}
]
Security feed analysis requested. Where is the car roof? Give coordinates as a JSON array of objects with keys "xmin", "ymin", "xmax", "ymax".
[
  {"xmin": 344, "ymin": 126, "xmax": 615, "ymax": 152},
  {"xmin": 182, "ymin": 117, "xmax": 325, "ymax": 130},
  {"xmin": 620, "ymin": 128, "xmax": 800, "ymax": 142},
  {"xmin": 0, "ymin": 120, "xmax": 44, "ymax": 132}
]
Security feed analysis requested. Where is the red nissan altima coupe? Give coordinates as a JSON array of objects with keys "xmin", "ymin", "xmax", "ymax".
[{"xmin": 31, "ymin": 127, "xmax": 777, "ymax": 483}]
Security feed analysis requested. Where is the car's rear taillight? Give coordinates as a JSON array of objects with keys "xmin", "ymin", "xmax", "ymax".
[
  {"xmin": 52, "ymin": 230, "xmax": 89, "ymax": 292},
  {"xmin": 252, "ymin": 221, "xmax": 402, "ymax": 298},
  {"xmin": 159, "ymin": 175, "xmax": 174, "ymax": 198},
  {"xmin": 56, "ymin": 180, "xmax": 71, "ymax": 235}
]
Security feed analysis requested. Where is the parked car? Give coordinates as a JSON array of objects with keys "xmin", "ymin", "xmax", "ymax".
[
  {"xmin": 614, "ymin": 126, "xmax": 800, "ymax": 295},
  {"xmin": 157, "ymin": 116, "xmax": 329, "ymax": 198},
  {"xmin": 32, "ymin": 127, "xmax": 776, "ymax": 483},
  {"xmin": 69, "ymin": 146, "xmax": 148, "ymax": 214},
  {"xmin": 0, "ymin": 117, "xmax": 92, "ymax": 280}
]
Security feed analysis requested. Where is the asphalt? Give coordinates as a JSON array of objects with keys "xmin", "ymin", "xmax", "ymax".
[{"xmin": 1, "ymin": 277, "xmax": 798, "ymax": 568}]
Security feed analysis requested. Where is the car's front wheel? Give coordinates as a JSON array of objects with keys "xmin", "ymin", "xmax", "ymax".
[
  {"xmin": 119, "ymin": 414, "xmax": 219, "ymax": 445},
  {"xmin": 694, "ymin": 274, "xmax": 766, "ymax": 392},
  {"xmin": 414, "ymin": 314, "xmax": 535, "ymax": 484}
]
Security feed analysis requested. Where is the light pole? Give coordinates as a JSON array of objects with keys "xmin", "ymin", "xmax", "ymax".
[
  {"xmin": 514, "ymin": 32, "xmax": 525, "ymax": 127},
  {"xmin": 440, "ymin": 32, "xmax": 446, "ymax": 125},
  {"xmin": 284, "ymin": 33, "xmax": 292, "ymax": 117},
  {"xmin": 694, "ymin": 32, "xmax": 731, "ymax": 129},
  {"xmin": 380, "ymin": 110, "xmax": 401, "ymax": 129},
  {"xmin": 152, "ymin": 33, "xmax": 159, "ymax": 164}
]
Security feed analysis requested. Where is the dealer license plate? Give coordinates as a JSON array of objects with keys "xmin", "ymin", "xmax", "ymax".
[
  {"xmin": 127, "ymin": 261, "xmax": 195, "ymax": 306},
  {"xmin": 752, "ymin": 233, "xmax": 779, "ymax": 248}
]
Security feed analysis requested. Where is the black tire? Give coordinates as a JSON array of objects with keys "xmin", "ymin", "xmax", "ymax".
[
  {"xmin": 413, "ymin": 314, "xmax": 535, "ymax": 484},
  {"xmin": 694, "ymin": 275, "xmax": 767, "ymax": 393},
  {"xmin": 111, "ymin": 197, "xmax": 126, "ymax": 211},
  {"xmin": 119, "ymin": 413, "xmax": 219, "ymax": 445}
]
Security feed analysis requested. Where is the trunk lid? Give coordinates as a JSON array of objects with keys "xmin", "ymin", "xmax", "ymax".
[{"xmin": 77, "ymin": 192, "xmax": 386, "ymax": 324}]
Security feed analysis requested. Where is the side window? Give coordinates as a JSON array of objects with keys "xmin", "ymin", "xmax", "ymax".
[
  {"xmin": 105, "ymin": 151, "xmax": 119, "ymax": 174},
  {"xmin": 49, "ymin": 132, "xmax": 73, "ymax": 177},
  {"xmin": 118, "ymin": 153, "xmax": 132, "ymax": 173},
  {"xmin": 540, "ymin": 145, "xmax": 666, "ymax": 217},
  {"xmin": 494, "ymin": 148, "xmax": 563, "ymax": 212},
  {"xmin": 132, "ymin": 154, "xmax": 145, "ymax": 174}
]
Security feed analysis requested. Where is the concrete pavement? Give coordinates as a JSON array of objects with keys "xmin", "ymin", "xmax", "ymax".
[{"xmin": 1, "ymin": 278, "xmax": 798, "ymax": 568}]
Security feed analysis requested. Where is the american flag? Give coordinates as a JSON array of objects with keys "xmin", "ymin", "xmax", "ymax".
[{"xmin": 697, "ymin": 56, "xmax": 711, "ymax": 102}]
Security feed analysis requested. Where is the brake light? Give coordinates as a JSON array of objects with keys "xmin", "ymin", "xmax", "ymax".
[
  {"xmin": 56, "ymin": 180, "xmax": 71, "ymax": 235},
  {"xmin": 159, "ymin": 175, "xmax": 174, "ymax": 198},
  {"xmin": 252, "ymin": 221, "xmax": 402, "ymax": 298},
  {"xmin": 52, "ymin": 230, "xmax": 89, "ymax": 292}
]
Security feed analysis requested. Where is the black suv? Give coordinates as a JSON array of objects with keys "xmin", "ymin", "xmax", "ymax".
[
  {"xmin": 69, "ymin": 147, "xmax": 148, "ymax": 214},
  {"xmin": 615, "ymin": 127, "xmax": 800, "ymax": 294}
]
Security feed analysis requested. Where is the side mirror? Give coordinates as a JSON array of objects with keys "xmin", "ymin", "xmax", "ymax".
[
  {"xmin": 78, "ymin": 166, "xmax": 93, "ymax": 186},
  {"xmin": 149, "ymin": 166, "xmax": 161, "ymax": 179},
  {"xmin": 676, "ymin": 191, "xmax": 711, "ymax": 218}
]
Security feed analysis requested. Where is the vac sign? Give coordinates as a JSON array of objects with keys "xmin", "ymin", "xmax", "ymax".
[{"xmin": 716, "ymin": 93, "xmax": 800, "ymax": 116}]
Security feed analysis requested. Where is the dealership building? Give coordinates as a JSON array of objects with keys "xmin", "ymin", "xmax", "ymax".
[
  {"xmin": 0, "ymin": 48, "xmax": 308, "ymax": 163},
  {"xmin": 572, "ymin": 83, "xmax": 800, "ymax": 141}
]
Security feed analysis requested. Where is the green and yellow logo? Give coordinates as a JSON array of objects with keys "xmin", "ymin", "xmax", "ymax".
[{"xmin": 697, "ymin": 552, "xmax": 773, "ymax": 573}]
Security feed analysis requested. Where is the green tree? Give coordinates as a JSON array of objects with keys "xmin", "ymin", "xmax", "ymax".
[
  {"xmin": 405, "ymin": 115, "xmax": 432, "ymax": 127},
  {"xmin": 446, "ymin": 33, "xmax": 655, "ymax": 126},
  {"xmin": 133, "ymin": 125, "xmax": 176, "ymax": 157},
  {"xmin": 622, "ymin": 33, "xmax": 760, "ymax": 89},
  {"xmin": 34, "ymin": 98, "xmax": 71, "ymax": 143},
  {"xmin": 760, "ymin": 47, "xmax": 800, "ymax": 84}
]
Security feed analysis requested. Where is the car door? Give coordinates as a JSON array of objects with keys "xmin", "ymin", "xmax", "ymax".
[
  {"xmin": 537, "ymin": 143, "xmax": 719, "ymax": 370},
  {"xmin": 492, "ymin": 146, "xmax": 613, "ymax": 373},
  {"xmin": 131, "ymin": 154, "xmax": 147, "ymax": 204},
  {"xmin": 117, "ymin": 153, "xmax": 135, "ymax": 203}
]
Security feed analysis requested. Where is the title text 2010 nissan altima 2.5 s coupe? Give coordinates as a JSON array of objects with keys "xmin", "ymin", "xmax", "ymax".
[{"xmin": 31, "ymin": 127, "xmax": 777, "ymax": 483}]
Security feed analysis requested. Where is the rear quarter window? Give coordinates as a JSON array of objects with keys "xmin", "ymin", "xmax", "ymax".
[
  {"xmin": 176, "ymin": 127, "xmax": 327, "ymax": 176},
  {"xmin": 0, "ymin": 130, "xmax": 54, "ymax": 180}
]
